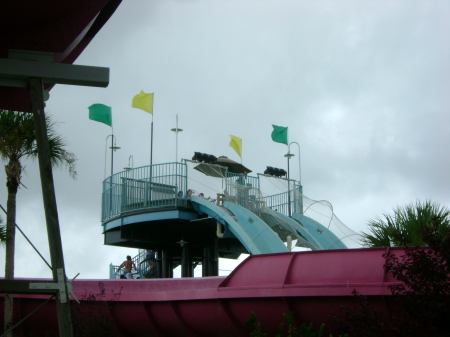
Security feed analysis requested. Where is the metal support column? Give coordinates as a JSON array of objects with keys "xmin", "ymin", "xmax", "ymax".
[
  {"xmin": 213, "ymin": 237, "xmax": 219, "ymax": 276},
  {"xmin": 161, "ymin": 249, "xmax": 169, "ymax": 278},
  {"xmin": 181, "ymin": 246, "xmax": 190, "ymax": 277},
  {"xmin": 202, "ymin": 247, "xmax": 211, "ymax": 277}
]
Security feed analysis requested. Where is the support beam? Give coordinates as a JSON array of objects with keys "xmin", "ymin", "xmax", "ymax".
[
  {"xmin": 202, "ymin": 247, "xmax": 211, "ymax": 277},
  {"xmin": 30, "ymin": 77, "xmax": 73, "ymax": 337},
  {"xmin": 181, "ymin": 246, "xmax": 190, "ymax": 277},
  {"xmin": 0, "ymin": 57, "xmax": 109, "ymax": 88},
  {"xmin": 213, "ymin": 237, "xmax": 219, "ymax": 276},
  {"xmin": 0, "ymin": 280, "xmax": 58, "ymax": 295},
  {"xmin": 161, "ymin": 249, "xmax": 169, "ymax": 278}
]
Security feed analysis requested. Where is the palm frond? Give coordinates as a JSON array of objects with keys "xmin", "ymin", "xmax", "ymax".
[
  {"xmin": 0, "ymin": 217, "xmax": 5, "ymax": 244},
  {"xmin": 0, "ymin": 110, "xmax": 77, "ymax": 178},
  {"xmin": 362, "ymin": 200, "xmax": 450, "ymax": 247}
]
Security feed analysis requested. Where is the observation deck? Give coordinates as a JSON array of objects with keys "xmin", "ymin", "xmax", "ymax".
[{"xmin": 102, "ymin": 162, "xmax": 359, "ymax": 279}]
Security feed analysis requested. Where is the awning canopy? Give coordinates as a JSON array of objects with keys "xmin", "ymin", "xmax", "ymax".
[
  {"xmin": 194, "ymin": 163, "xmax": 228, "ymax": 178},
  {"xmin": 0, "ymin": 0, "xmax": 122, "ymax": 112},
  {"xmin": 193, "ymin": 156, "xmax": 252, "ymax": 178}
]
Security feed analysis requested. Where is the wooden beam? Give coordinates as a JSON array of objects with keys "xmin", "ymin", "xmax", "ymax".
[
  {"xmin": 0, "ymin": 58, "xmax": 109, "ymax": 88},
  {"xmin": 30, "ymin": 77, "xmax": 73, "ymax": 337},
  {"xmin": 0, "ymin": 280, "xmax": 58, "ymax": 295}
]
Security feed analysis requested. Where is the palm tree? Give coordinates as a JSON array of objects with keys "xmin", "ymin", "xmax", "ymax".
[
  {"xmin": 362, "ymin": 200, "xmax": 450, "ymax": 247},
  {"xmin": 0, "ymin": 110, "xmax": 76, "ymax": 334},
  {"xmin": 0, "ymin": 216, "xmax": 5, "ymax": 244}
]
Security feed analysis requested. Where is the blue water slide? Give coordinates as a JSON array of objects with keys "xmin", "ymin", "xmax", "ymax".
[
  {"xmin": 259, "ymin": 209, "xmax": 323, "ymax": 250},
  {"xmin": 292, "ymin": 212, "xmax": 347, "ymax": 249},
  {"xmin": 190, "ymin": 196, "xmax": 288, "ymax": 255}
]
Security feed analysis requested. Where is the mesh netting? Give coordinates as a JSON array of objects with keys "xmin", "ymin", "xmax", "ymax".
[{"xmin": 295, "ymin": 193, "xmax": 363, "ymax": 249}]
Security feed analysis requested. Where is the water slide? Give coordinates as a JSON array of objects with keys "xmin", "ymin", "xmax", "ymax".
[
  {"xmin": 292, "ymin": 212, "xmax": 347, "ymax": 249},
  {"xmin": 0, "ymin": 248, "xmax": 404, "ymax": 337},
  {"xmin": 190, "ymin": 196, "xmax": 288, "ymax": 254},
  {"xmin": 259, "ymin": 208, "xmax": 323, "ymax": 250}
]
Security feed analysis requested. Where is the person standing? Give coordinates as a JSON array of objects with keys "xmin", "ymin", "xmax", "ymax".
[{"xmin": 117, "ymin": 255, "xmax": 136, "ymax": 279}]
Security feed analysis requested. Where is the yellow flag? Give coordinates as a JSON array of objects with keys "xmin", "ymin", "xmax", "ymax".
[
  {"xmin": 132, "ymin": 90, "xmax": 154, "ymax": 114},
  {"xmin": 229, "ymin": 135, "xmax": 242, "ymax": 157}
]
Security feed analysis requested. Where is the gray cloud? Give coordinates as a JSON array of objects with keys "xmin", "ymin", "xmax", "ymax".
[{"xmin": 1, "ymin": 0, "xmax": 449, "ymax": 278}]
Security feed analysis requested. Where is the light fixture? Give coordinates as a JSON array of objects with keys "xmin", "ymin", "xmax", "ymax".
[
  {"xmin": 177, "ymin": 239, "xmax": 188, "ymax": 247},
  {"xmin": 124, "ymin": 155, "xmax": 134, "ymax": 170},
  {"xmin": 284, "ymin": 153, "xmax": 295, "ymax": 159}
]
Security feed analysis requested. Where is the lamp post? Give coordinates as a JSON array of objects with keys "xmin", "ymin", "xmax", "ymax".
[
  {"xmin": 105, "ymin": 134, "xmax": 120, "ymax": 177},
  {"xmin": 171, "ymin": 114, "xmax": 183, "ymax": 162},
  {"xmin": 287, "ymin": 141, "xmax": 302, "ymax": 214},
  {"xmin": 124, "ymin": 155, "xmax": 134, "ymax": 170},
  {"xmin": 287, "ymin": 142, "xmax": 301, "ymax": 185},
  {"xmin": 284, "ymin": 152, "xmax": 295, "ymax": 216},
  {"xmin": 105, "ymin": 135, "xmax": 120, "ymax": 218}
]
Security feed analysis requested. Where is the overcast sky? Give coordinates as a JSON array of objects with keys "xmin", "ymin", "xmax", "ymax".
[{"xmin": 1, "ymin": 0, "xmax": 449, "ymax": 279}]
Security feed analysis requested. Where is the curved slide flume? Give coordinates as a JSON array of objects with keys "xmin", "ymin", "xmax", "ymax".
[
  {"xmin": 292, "ymin": 212, "xmax": 347, "ymax": 249},
  {"xmin": 190, "ymin": 196, "xmax": 288, "ymax": 254},
  {"xmin": 259, "ymin": 208, "xmax": 323, "ymax": 250}
]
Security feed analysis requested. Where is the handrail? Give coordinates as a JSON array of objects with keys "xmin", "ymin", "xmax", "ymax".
[
  {"xmin": 102, "ymin": 162, "xmax": 188, "ymax": 221},
  {"xmin": 102, "ymin": 162, "xmax": 302, "ymax": 222}
]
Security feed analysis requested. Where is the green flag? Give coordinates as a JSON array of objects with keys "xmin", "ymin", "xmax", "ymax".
[
  {"xmin": 271, "ymin": 124, "xmax": 288, "ymax": 145},
  {"xmin": 88, "ymin": 104, "xmax": 112, "ymax": 126}
]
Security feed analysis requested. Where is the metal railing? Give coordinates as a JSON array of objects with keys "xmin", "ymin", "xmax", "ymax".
[
  {"xmin": 102, "ymin": 162, "xmax": 188, "ymax": 221},
  {"xmin": 110, "ymin": 250, "xmax": 156, "ymax": 279},
  {"xmin": 260, "ymin": 184, "xmax": 303, "ymax": 217},
  {"xmin": 221, "ymin": 173, "xmax": 302, "ymax": 218},
  {"xmin": 101, "ymin": 162, "xmax": 303, "ymax": 221}
]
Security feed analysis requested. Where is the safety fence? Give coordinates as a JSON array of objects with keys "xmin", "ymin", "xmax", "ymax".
[
  {"xmin": 102, "ymin": 162, "xmax": 188, "ymax": 221},
  {"xmin": 102, "ymin": 163, "xmax": 302, "ymax": 222}
]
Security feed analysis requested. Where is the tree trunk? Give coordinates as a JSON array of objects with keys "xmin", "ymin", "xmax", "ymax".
[{"xmin": 3, "ymin": 160, "xmax": 20, "ymax": 337}]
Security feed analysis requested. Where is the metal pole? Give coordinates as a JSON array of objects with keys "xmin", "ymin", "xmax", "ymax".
[
  {"xmin": 287, "ymin": 154, "xmax": 291, "ymax": 216},
  {"xmin": 171, "ymin": 114, "xmax": 183, "ymax": 163},
  {"xmin": 289, "ymin": 141, "xmax": 301, "ymax": 185},
  {"xmin": 30, "ymin": 77, "xmax": 73, "ymax": 337},
  {"xmin": 288, "ymin": 141, "xmax": 302, "ymax": 214},
  {"xmin": 285, "ymin": 148, "xmax": 295, "ymax": 217},
  {"xmin": 149, "ymin": 116, "xmax": 154, "ymax": 203},
  {"xmin": 150, "ymin": 117, "xmax": 153, "ymax": 166},
  {"xmin": 110, "ymin": 134, "xmax": 114, "ymax": 176},
  {"xmin": 175, "ymin": 115, "xmax": 178, "ymax": 162}
]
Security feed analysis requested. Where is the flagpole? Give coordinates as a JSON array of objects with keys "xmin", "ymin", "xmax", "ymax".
[
  {"xmin": 150, "ymin": 115, "xmax": 153, "ymax": 166},
  {"xmin": 110, "ymin": 124, "xmax": 114, "ymax": 176},
  {"xmin": 150, "ymin": 93, "xmax": 154, "ymax": 166},
  {"xmin": 241, "ymin": 139, "xmax": 243, "ymax": 165}
]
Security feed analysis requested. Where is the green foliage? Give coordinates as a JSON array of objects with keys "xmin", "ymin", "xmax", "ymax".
[
  {"xmin": 0, "ymin": 111, "xmax": 35, "ymax": 162},
  {"xmin": 1, "ymin": 109, "xmax": 77, "ymax": 334},
  {"xmin": 335, "ymin": 216, "xmax": 450, "ymax": 337},
  {"xmin": 384, "ymin": 216, "xmax": 450, "ymax": 336},
  {"xmin": 246, "ymin": 311, "xmax": 348, "ymax": 337},
  {"xmin": 333, "ymin": 290, "xmax": 402, "ymax": 337},
  {"xmin": 246, "ymin": 312, "xmax": 267, "ymax": 337},
  {"xmin": 362, "ymin": 200, "xmax": 450, "ymax": 247},
  {"xmin": 0, "ymin": 216, "xmax": 5, "ymax": 244},
  {"xmin": 0, "ymin": 110, "xmax": 77, "ymax": 179},
  {"xmin": 71, "ymin": 282, "xmax": 123, "ymax": 337},
  {"xmin": 36, "ymin": 282, "xmax": 123, "ymax": 337}
]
